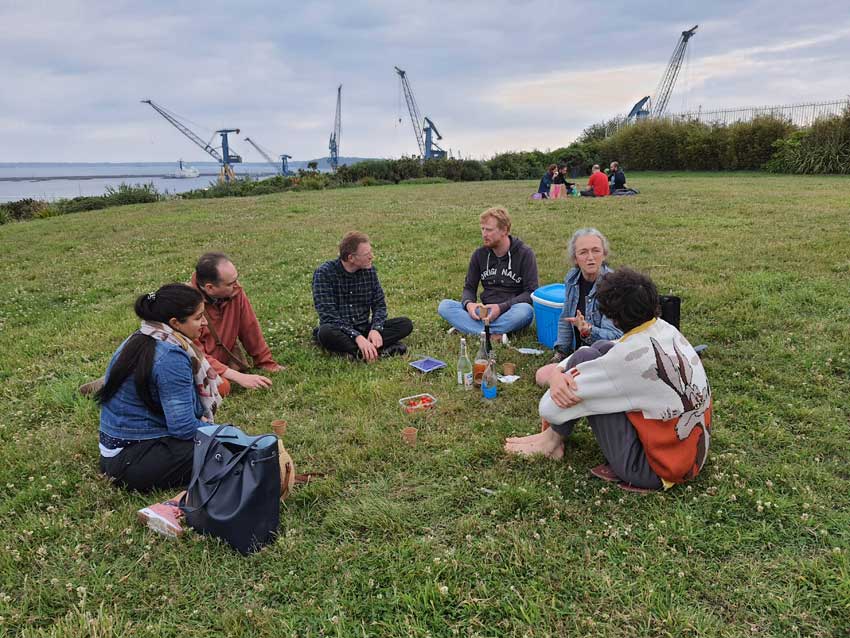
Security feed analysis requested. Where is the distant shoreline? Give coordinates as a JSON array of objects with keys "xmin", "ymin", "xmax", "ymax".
[{"xmin": 0, "ymin": 172, "xmax": 272, "ymax": 182}]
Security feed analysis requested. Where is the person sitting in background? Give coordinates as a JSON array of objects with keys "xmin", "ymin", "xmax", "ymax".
[
  {"xmin": 581, "ymin": 164, "xmax": 610, "ymax": 197},
  {"xmin": 438, "ymin": 207, "xmax": 538, "ymax": 340},
  {"xmin": 97, "ymin": 284, "xmax": 222, "ymax": 535},
  {"xmin": 560, "ymin": 164, "xmax": 577, "ymax": 194},
  {"xmin": 537, "ymin": 164, "xmax": 558, "ymax": 199},
  {"xmin": 312, "ymin": 231, "xmax": 413, "ymax": 362},
  {"xmin": 535, "ymin": 228, "xmax": 622, "ymax": 386},
  {"xmin": 506, "ymin": 268, "xmax": 712, "ymax": 492},
  {"xmin": 191, "ymin": 252, "xmax": 283, "ymax": 392},
  {"xmin": 609, "ymin": 161, "xmax": 627, "ymax": 191},
  {"xmin": 551, "ymin": 164, "xmax": 568, "ymax": 199}
]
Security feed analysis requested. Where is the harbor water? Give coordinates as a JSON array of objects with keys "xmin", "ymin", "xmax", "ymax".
[{"xmin": 0, "ymin": 162, "xmax": 283, "ymax": 202}]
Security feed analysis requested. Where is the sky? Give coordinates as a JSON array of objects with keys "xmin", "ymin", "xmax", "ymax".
[{"xmin": 2, "ymin": 0, "xmax": 849, "ymax": 163}]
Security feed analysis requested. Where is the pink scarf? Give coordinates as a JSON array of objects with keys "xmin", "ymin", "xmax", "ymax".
[{"xmin": 139, "ymin": 320, "xmax": 222, "ymax": 419}]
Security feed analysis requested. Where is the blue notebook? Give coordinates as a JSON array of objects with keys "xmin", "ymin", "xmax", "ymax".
[{"xmin": 409, "ymin": 357, "xmax": 447, "ymax": 373}]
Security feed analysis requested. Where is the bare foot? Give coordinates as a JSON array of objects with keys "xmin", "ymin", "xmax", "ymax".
[{"xmin": 504, "ymin": 428, "xmax": 564, "ymax": 460}]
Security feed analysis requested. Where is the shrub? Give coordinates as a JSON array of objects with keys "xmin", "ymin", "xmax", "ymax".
[
  {"xmin": 724, "ymin": 116, "xmax": 795, "ymax": 170},
  {"xmin": 103, "ymin": 183, "xmax": 160, "ymax": 206},
  {"xmin": 766, "ymin": 108, "xmax": 850, "ymax": 174},
  {"xmin": 400, "ymin": 177, "xmax": 451, "ymax": 185},
  {"xmin": 0, "ymin": 198, "xmax": 50, "ymax": 221},
  {"xmin": 359, "ymin": 176, "xmax": 394, "ymax": 186},
  {"xmin": 595, "ymin": 115, "xmax": 794, "ymax": 171},
  {"xmin": 293, "ymin": 175, "xmax": 329, "ymax": 191}
]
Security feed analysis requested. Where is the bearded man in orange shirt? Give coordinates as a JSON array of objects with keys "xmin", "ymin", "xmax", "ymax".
[{"xmin": 190, "ymin": 252, "xmax": 283, "ymax": 392}]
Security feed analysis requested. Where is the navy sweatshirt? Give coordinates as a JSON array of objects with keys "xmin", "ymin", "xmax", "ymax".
[{"xmin": 460, "ymin": 236, "xmax": 539, "ymax": 313}]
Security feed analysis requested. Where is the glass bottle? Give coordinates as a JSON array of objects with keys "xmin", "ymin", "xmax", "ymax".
[
  {"xmin": 473, "ymin": 332, "xmax": 488, "ymax": 386},
  {"xmin": 457, "ymin": 337, "xmax": 473, "ymax": 389},
  {"xmin": 481, "ymin": 356, "xmax": 498, "ymax": 400}
]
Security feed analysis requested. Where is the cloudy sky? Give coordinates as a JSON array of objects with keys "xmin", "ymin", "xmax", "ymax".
[{"xmin": 2, "ymin": 0, "xmax": 848, "ymax": 162}]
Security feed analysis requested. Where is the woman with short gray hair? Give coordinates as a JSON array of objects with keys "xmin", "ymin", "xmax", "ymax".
[{"xmin": 535, "ymin": 228, "xmax": 622, "ymax": 386}]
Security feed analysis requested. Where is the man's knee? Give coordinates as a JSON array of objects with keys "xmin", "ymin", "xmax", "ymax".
[
  {"xmin": 393, "ymin": 317, "xmax": 414, "ymax": 338},
  {"xmin": 566, "ymin": 341, "xmax": 614, "ymax": 367},
  {"xmin": 437, "ymin": 299, "xmax": 458, "ymax": 320},
  {"xmin": 508, "ymin": 302, "xmax": 534, "ymax": 327},
  {"xmin": 316, "ymin": 324, "xmax": 345, "ymax": 347},
  {"xmin": 535, "ymin": 363, "xmax": 557, "ymax": 387}
]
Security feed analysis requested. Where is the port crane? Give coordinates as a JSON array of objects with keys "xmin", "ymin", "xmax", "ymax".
[
  {"xmin": 394, "ymin": 67, "xmax": 447, "ymax": 160},
  {"xmin": 141, "ymin": 99, "xmax": 242, "ymax": 182},
  {"xmin": 627, "ymin": 25, "xmax": 698, "ymax": 121},
  {"xmin": 328, "ymin": 85, "xmax": 342, "ymax": 171},
  {"xmin": 244, "ymin": 137, "xmax": 292, "ymax": 175}
]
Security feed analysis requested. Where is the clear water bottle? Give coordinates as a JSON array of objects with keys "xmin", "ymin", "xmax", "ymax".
[
  {"xmin": 457, "ymin": 337, "xmax": 473, "ymax": 389},
  {"xmin": 481, "ymin": 357, "xmax": 497, "ymax": 400}
]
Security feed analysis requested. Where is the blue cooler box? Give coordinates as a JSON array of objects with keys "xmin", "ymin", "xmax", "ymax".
[{"xmin": 531, "ymin": 283, "xmax": 565, "ymax": 348}]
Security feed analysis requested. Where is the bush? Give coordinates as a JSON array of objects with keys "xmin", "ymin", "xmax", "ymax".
[
  {"xmin": 359, "ymin": 176, "xmax": 394, "ymax": 186},
  {"xmin": 400, "ymin": 177, "xmax": 451, "ymax": 185},
  {"xmin": 293, "ymin": 175, "xmax": 329, "ymax": 191},
  {"xmin": 766, "ymin": 108, "xmax": 850, "ymax": 174},
  {"xmin": 724, "ymin": 116, "xmax": 795, "ymax": 170},
  {"xmin": 103, "ymin": 183, "xmax": 160, "ymax": 206},
  {"xmin": 181, "ymin": 175, "xmax": 299, "ymax": 199},
  {"xmin": 0, "ymin": 198, "xmax": 50, "ymax": 222},
  {"xmin": 595, "ymin": 115, "xmax": 795, "ymax": 171}
]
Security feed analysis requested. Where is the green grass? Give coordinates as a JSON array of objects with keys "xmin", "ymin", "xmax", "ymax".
[{"xmin": 0, "ymin": 173, "xmax": 848, "ymax": 637}]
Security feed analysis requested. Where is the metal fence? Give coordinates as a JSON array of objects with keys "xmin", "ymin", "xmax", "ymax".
[
  {"xmin": 664, "ymin": 99, "xmax": 849, "ymax": 127},
  {"xmin": 604, "ymin": 98, "xmax": 848, "ymax": 136}
]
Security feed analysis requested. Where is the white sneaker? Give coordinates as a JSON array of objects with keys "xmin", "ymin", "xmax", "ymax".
[{"xmin": 447, "ymin": 327, "xmax": 457, "ymax": 335}]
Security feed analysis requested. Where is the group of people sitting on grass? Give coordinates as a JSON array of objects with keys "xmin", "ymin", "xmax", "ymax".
[
  {"xmin": 87, "ymin": 205, "xmax": 711, "ymax": 538},
  {"xmin": 537, "ymin": 161, "xmax": 629, "ymax": 199}
]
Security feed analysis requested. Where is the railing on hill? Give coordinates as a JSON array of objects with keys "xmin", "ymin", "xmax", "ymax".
[
  {"xmin": 603, "ymin": 98, "xmax": 849, "ymax": 136},
  {"xmin": 665, "ymin": 99, "xmax": 849, "ymax": 127}
]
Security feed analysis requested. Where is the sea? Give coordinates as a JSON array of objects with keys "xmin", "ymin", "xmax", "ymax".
[{"xmin": 0, "ymin": 162, "xmax": 291, "ymax": 202}]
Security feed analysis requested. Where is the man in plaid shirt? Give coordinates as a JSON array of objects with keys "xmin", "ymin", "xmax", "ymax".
[{"xmin": 312, "ymin": 231, "xmax": 413, "ymax": 362}]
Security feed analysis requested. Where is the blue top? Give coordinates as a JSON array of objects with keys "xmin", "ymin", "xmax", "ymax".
[
  {"xmin": 538, "ymin": 172, "xmax": 553, "ymax": 194},
  {"xmin": 555, "ymin": 265, "xmax": 623, "ymax": 353},
  {"xmin": 99, "ymin": 337, "xmax": 205, "ymax": 442}
]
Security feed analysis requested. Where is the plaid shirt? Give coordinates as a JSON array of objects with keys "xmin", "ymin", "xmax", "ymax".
[{"xmin": 312, "ymin": 259, "xmax": 387, "ymax": 339}]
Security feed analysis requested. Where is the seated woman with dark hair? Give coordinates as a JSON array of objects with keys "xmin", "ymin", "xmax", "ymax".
[
  {"xmin": 537, "ymin": 164, "xmax": 557, "ymax": 199},
  {"xmin": 97, "ymin": 283, "xmax": 222, "ymax": 495},
  {"xmin": 506, "ymin": 268, "xmax": 712, "ymax": 492}
]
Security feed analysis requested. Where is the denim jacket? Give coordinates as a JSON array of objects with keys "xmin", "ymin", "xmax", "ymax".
[
  {"xmin": 99, "ymin": 337, "xmax": 205, "ymax": 442},
  {"xmin": 555, "ymin": 264, "xmax": 623, "ymax": 353}
]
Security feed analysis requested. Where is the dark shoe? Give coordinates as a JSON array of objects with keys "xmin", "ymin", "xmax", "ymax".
[
  {"xmin": 548, "ymin": 350, "xmax": 568, "ymax": 365},
  {"xmin": 79, "ymin": 376, "xmax": 105, "ymax": 397},
  {"xmin": 589, "ymin": 464, "xmax": 620, "ymax": 483},
  {"xmin": 380, "ymin": 342, "xmax": 408, "ymax": 358},
  {"xmin": 617, "ymin": 481, "xmax": 658, "ymax": 494}
]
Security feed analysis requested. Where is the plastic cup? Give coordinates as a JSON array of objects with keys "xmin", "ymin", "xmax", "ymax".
[
  {"xmin": 271, "ymin": 419, "xmax": 288, "ymax": 437},
  {"xmin": 502, "ymin": 362, "xmax": 516, "ymax": 376},
  {"xmin": 401, "ymin": 427, "xmax": 418, "ymax": 445}
]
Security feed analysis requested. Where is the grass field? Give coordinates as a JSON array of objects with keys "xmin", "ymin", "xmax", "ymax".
[{"xmin": 1, "ymin": 173, "xmax": 848, "ymax": 637}]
